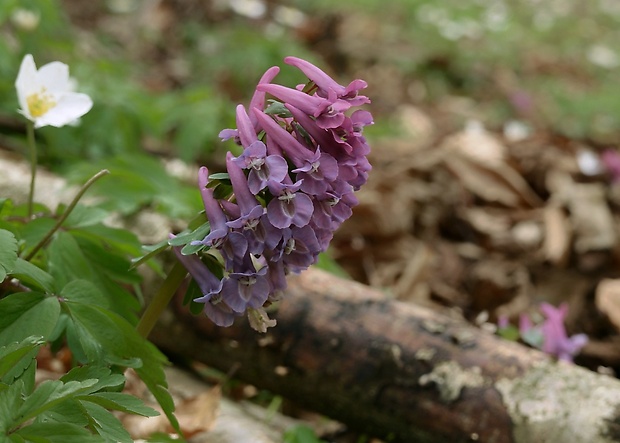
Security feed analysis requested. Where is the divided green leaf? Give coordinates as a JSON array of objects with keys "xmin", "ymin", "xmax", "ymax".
[
  {"xmin": 0, "ymin": 336, "xmax": 45, "ymax": 384},
  {"xmin": 9, "ymin": 258, "xmax": 57, "ymax": 293},
  {"xmin": 0, "ymin": 293, "xmax": 60, "ymax": 346},
  {"xmin": 61, "ymin": 301, "xmax": 179, "ymax": 432},
  {"xmin": 0, "ymin": 229, "xmax": 18, "ymax": 282},
  {"xmin": 130, "ymin": 238, "xmax": 170, "ymax": 271}
]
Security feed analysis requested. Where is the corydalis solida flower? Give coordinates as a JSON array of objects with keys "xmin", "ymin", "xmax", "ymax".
[
  {"xmin": 176, "ymin": 57, "xmax": 372, "ymax": 331},
  {"xmin": 514, "ymin": 303, "xmax": 588, "ymax": 362}
]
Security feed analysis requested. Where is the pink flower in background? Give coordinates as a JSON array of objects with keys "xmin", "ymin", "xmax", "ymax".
[
  {"xmin": 539, "ymin": 303, "xmax": 588, "ymax": 362},
  {"xmin": 510, "ymin": 302, "xmax": 587, "ymax": 362},
  {"xmin": 601, "ymin": 149, "xmax": 620, "ymax": 183}
]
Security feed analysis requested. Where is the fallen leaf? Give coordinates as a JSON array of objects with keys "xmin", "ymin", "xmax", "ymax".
[
  {"xmin": 542, "ymin": 205, "xmax": 572, "ymax": 267},
  {"xmin": 595, "ymin": 279, "xmax": 620, "ymax": 332}
]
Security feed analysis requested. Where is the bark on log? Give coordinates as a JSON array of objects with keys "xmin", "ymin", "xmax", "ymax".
[{"xmin": 150, "ymin": 268, "xmax": 620, "ymax": 443}]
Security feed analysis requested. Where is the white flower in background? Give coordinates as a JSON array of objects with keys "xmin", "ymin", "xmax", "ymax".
[
  {"xmin": 11, "ymin": 9, "xmax": 40, "ymax": 31},
  {"xmin": 15, "ymin": 54, "xmax": 93, "ymax": 128}
]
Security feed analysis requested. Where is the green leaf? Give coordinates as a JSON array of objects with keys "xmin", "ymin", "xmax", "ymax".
[
  {"xmin": 130, "ymin": 238, "xmax": 169, "ymax": 271},
  {"xmin": 71, "ymin": 224, "xmax": 142, "ymax": 257},
  {"xmin": 48, "ymin": 232, "xmax": 94, "ymax": 289},
  {"xmin": 62, "ymin": 302, "xmax": 138, "ymax": 367},
  {"xmin": 62, "ymin": 301, "xmax": 179, "ymax": 432},
  {"xmin": 12, "ymin": 422, "xmax": 101, "ymax": 443},
  {"xmin": 73, "ymin": 235, "xmax": 141, "ymax": 285},
  {"xmin": 212, "ymin": 182, "xmax": 233, "ymax": 200},
  {"xmin": 61, "ymin": 204, "xmax": 109, "ymax": 229},
  {"xmin": 283, "ymin": 425, "xmax": 326, "ymax": 443},
  {"xmin": 39, "ymin": 399, "xmax": 89, "ymax": 428},
  {"xmin": 15, "ymin": 378, "xmax": 98, "ymax": 427},
  {"xmin": 168, "ymin": 221, "xmax": 210, "ymax": 247},
  {"xmin": 9, "ymin": 259, "xmax": 56, "ymax": 293},
  {"xmin": 207, "ymin": 172, "xmax": 230, "ymax": 181},
  {"xmin": 497, "ymin": 325, "xmax": 521, "ymax": 342},
  {"xmin": 184, "ymin": 279, "xmax": 206, "ymax": 315},
  {"xmin": 49, "ymin": 232, "xmax": 139, "ymax": 322},
  {"xmin": 18, "ymin": 217, "xmax": 57, "ymax": 258},
  {"xmin": 264, "ymin": 100, "xmax": 292, "ymax": 118},
  {"xmin": 0, "ymin": 380, "xmax": 25, "ymax": 434},
  {"xmin": 180, "ymin": 242, "xmax": 206, "ymax": 255},
  {"xmin": 0, "ymin": 293, "xmax": 60, "ymax": 346},
  {"xmin": 0, "ymin": 337, "xmax": 45, "ymax": 384},
  {"xmin": 0, "ymin": 198, "xmax": 13, "ymax": 217},
  {"xmin": 79, "ymin": 401, "xmax": 133, "ymax": 443},
  {"xmin": 60, "ymin": 365, "xmax": 125, "ymax": 393},
  {"xmin": 0, "ymin": 229, "xmax": 18, "ymax": 282},
  {"xmin": 78, "ymin": 392, "xmax": 158, "ymax": 417},
  {"xmin": 60, "ymin": 280, "xmax": 109, "ymax": 310}
]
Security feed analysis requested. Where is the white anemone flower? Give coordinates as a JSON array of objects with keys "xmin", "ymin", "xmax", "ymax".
[{"xmin": 15, "ymin": 54, "xmax": 93, "ymax": 128}]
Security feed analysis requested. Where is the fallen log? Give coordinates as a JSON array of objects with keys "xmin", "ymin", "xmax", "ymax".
[{"xmin": 150, "ymin": 268, "xmax": 620, "ymax": 443}]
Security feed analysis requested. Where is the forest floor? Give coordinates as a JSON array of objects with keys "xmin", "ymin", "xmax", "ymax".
[{"xmin": 22, "ymin": 0, "xmax": 620, "ymax": 441}]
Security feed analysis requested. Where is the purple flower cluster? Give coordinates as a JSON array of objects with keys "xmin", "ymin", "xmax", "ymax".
[
  {"xmin": 173, "ymin": 57, "xmax": 372, "ymax": 331},
  {"xmin": 499, "ymin": 302, "xmax": 588, "ymax": 362}
]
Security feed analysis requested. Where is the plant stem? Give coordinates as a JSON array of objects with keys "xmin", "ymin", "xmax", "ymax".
[
  {"xmin": 136, "ymin": 261, "xmax": 187, "ymax": 338},
  {"xmin": 24, "ymin": 169, "xmax": 110, "ymax": 261},
  {"xmin": 26, "ymin": 121, "xmax": 36, "ymax": 218}
]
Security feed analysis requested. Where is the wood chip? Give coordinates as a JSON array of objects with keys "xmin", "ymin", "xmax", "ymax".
[{"xmin": 595, "ymin": 279, "xmax": 620, "ymax": 332}]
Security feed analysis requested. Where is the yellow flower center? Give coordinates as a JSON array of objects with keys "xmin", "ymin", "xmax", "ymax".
[{"xmin": 26, "ymin": 88, "xmax": 56, "ymax": 118}]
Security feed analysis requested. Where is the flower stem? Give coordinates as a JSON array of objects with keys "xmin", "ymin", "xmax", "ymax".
[
  {"xmin": 24, "ymin": 169, "xmax": 110, "ymax": 261},
  {"xmin": 136, "ymin": 261, "xmax": 187, "ymax": 338},
  {"xmin": 26, "ymin": 121, "xmax": 36, "ymax": 218}
]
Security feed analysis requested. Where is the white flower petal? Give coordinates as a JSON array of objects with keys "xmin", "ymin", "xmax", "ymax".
[
  {"xmin": 37, "ymin": 61, "xmax": 71, "ymax": 93},
  {"xmin": 15, "ymin": 54, "xmax": 37, "ymax": 119},
  {"xmin": 15, "ymin": 54, "xmax": 37, "ymax": 91},
  {"xmin": 33, "ymin": 93, "xmax": 92, "ymax": 128}
]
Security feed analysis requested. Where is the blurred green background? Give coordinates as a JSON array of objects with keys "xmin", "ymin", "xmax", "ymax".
[{"xmin": 1, "ymin": 0, "xmax": 620, "ymax": 219}]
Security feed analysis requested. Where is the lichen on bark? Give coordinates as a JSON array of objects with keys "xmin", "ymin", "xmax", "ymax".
[{"xmin": 496, "ymin": 360, "xmax": 620, "ymax": 442}]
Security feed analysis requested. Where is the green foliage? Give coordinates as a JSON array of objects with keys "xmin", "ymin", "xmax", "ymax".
[
  {"xmin": 0, "ymin": 292, "xmax": 60, "ymax": 345},
  {"xmin": 67, "ymin": 154, "xmax": 201, "ymax": 218},
  {"xmin": 0, "ymin": 195, "xmax": 178, "ymax": 440},
  {"xmin": 0, "ymin": 360, "xmax": 158, "ymax": 443},
  {"xmin": 0, "ymin": 229, "xmax": 18, "ymax": 281},
  {"xmin": 283, "ymin": 425, "xmax": 327, "ymax": 443}
]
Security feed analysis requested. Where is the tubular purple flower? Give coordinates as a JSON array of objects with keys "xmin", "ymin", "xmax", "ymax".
[
  {"xmin": 235, "ymin": 104, "xmax": 259, "ymax": 147},
  {"xmin": 225, "ymin": 152, "xmax": 263, "ymax": 217},
  {"xmin": 264, "ymin": 256, "xmax": 287, "ymax": 293},
  {"xmin": 286, "ymin": 104, "xmax": 348, "ymax": 154},
  {"xmin": 350, "ymin": 109, "xmax": 374, "ymax": 134},
  {"xmin": 171, "ymin": 240, "xmax": 223, "ymax": 302},
  {"xmin": 312, "ymin": 184, "xmax": 355, "ymax": 229},
  {"xmin": 253, "ymin": 109, "xmax": 313, "ymax": 166},
  {"xmin": 284, "ymin": 56, "xmax": 343, "ymax": 95},
  {"xmin": 292, "ymin": 147, "xmax": 339, "ymax": 195},
  {"xmin": 202, "ymin": 294, "xmax": 238, "ymax": 327},
  {"xmin": 232, "ymin": 140, "xmax": 288, "ymax": 194},
  {"xmin": 195, "ymin": 167, "xmax": 228, "ymax": 247},
  {"xmin": 314, "ymin": 93, "xmax": 349, "ymax": 129},
  {"xmin": 256, "ymin": 83, "xmax": 333, "ymax": 118},
  {"xmin": 277, "ymin": 225, "xmax": 322, "ymax": 273},
  {"xmin": 249, "ymin": 66, "xmax": 280, "ymax": 128},
  {"xmin": 221, "ymin": 262, "xmax": 270, "ymax": 313},
  {"xmin": 266, "ymin": 180, "xmax": 314, "ymax": 229},
  {"xmin": 284, "ymin": 56, "xmax": 370, "ymax": 106},
  {"xmin": 218, "ymin": 128, "xmax": 239, "ymax": 143}
]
